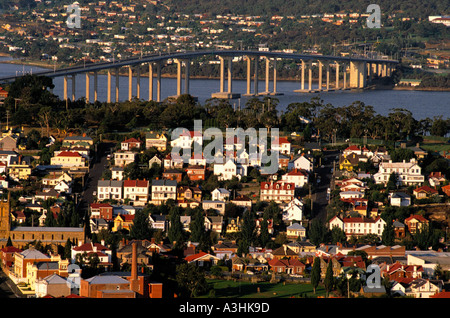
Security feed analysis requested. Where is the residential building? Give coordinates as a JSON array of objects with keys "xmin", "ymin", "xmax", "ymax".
[
  {"xmin": 145, "ymin": 132, "xmax": 167, "ymax": 151},
  {"xmin": 260, "ymin": 181, "xmax": 295, "ymax": 203},
  {"xmin": 282, "ymin": 198, "xmax": 303, "ymax": 222},
  {"xmin": 211, "ymin": 188, "xmax": 230, "ymax": 201},
  {"xmin": 286, "ymin": 222, "xmax": 306, "ymax": 240},
  {"xmin": 151, "ymin": 179, "xmax": 177, "ymax": 204},
  {"xmin": 281, "ymin": 169, "xmax": 309, "ymax": 188},
  {"xmin": 404, "ymin": 214, "xmax": 429, "ymax": 235},
  {"xmin": 90, "ymin": 203, "xmax": 114, "ymax": 221},
  {"xmin": 121, "ymin": 138, "xmax": 141, "ymax": 151},
  {"xmin": 328, "ymin": 216, "xmax": 386, "ymax": 238},
  {"xmin": 413, "ymin": 185, "xmax": 438, "ymax": 200},
  {"xmin": 202, "ymin": 200, "xmax": 226, "ymax": 215},
  {"xmin": 71, "ymin": 242, "xmax": 113, "ymax": 267},
  {"xmin": 288, "ymin": 155, "xmax": 313, "ymax": 172},
  {"xmin": 113, "ymin": 151, "xmax": 136, "ymax": 167},
  {"xmin": 374, "ymin": 159, "xmax": 424, "ymax": 186},
  {"xmin": 389, "ymin": 192, "xmax": 411, "ymax": 207},
  {"xmin": 50, "ymin": 151, "xmax": 86, "ymax": 168},
  {"xmin": 97, "ymin": 179, "xmax": 123, "ymax": 201},
  {"xmin": 185, "ymin": 165, "xmax": 206, "ymax": 181},
  {"xmin": 123, "ymin": 179, "xmax": 150, "ymax": 205}
]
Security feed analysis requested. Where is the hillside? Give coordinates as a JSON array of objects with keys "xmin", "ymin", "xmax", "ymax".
[{"xmin": 163, "ymin": 0, "xmax": 449, "ymax": 18}]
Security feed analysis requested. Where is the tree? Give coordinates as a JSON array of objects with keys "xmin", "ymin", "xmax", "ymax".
[
  {"xmin": 167, "ymin": 206, "xmax": 185, "ymax": 249},
  {"xmin": 238, "ymin": 210, "xmax": 256, "ymax": 256},
  {"xmin": 129, "ymin": 210, "xmax": 152, "ymax": 240},
  {"xmin": 311, "ymin": 257, "xmax": 321, "ymax": 294},
  {"xmin": 309, "ymin": 218, "xmax": 328, "ymax": 246},
  {"xmin": 381, "ymin": 218, "xmax": 395, "ymax": 246},
  {"xmin": 175, "ymin": 263, "xmax": 209, "ymax": 297},
  {"xmin": 330, "ymin": 226, "xmax": 347, "ymax": 244},
  {"xmin": 324, "ymin": 260, "xmax": 334, "ymax": 297}
]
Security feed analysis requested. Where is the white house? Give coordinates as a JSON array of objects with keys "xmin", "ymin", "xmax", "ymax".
[
  {"xmin": 97, "ymin": 179, "xmax": 123, "ymax": 201},
  {"xmin": 281, "ymin": 169, "xmax": 309, "ymax": 188},
  {"xmin": 282, "ymin": 198, "xmax": 303, "ymax": 222},
  {"xmin": 328, "ymin": 216, "xmax": 386, "ymax": 239},
  {"xmin": 213, "ymin": 159, "xmax": 247, "ymax": 181},
  {"xmin": 113, "ymin": 151, "xmax": 137, "ymax": 167},
  {"xmin": 260, "ymin": 181, "xmax": 295, "ymax": 203},
  {"xmin": 374, "ymin": 159, "xmax": 424, "ymax": 186},
  {"xmin": 151, "ymin": 179, "xmax": 177, "ymax": 204},
  {"xmin": 212, "ymin": 188, "xmax": 231, "ymax": 201},
  {"xmin": 123, "ymin": 179, "xmax": 149, "ymax": 205},
  {"xmin": 288, "ymin": 155, "xmax": 313, "ymax": 172},
  {"xmin": 389, "ymin": 192, "xmax": 412, "ymax": 207},
  {"xmin": 170, "ymin": 130, "xmax": 202, "ymax": 149}
]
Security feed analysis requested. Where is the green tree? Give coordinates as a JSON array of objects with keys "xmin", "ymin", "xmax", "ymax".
[
  {"xmin": 309, "ymin": 218, "xmax": 329, "ymax": 246},
  {"xmin": 129, "ymin": 210, "xmax": 152, "ymax": 240},
  {"xmin": 167, "ymin": 206, "xmax": 185, "ymax": 249},
  {"xmin": 381, "ymin": 218, "xmax": 395, "ymax": 246},
  {"xmin": 311, "ymin": 257, "xmax": 321, "ymax": 294},
  {"xmin": 175, "ymin": 263, "xmax": 210, "ymax": 297},
  {"xmin": 238, "ymin": 210, "xmax": 256, "ymax": 256},
  {"xmin": 324, "ymin": 260, "xmax": 334, "ymax": 297}
]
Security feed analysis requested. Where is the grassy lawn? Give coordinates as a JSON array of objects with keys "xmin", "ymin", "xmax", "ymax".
[{"xmin": 202, "ymin": 279, "xmax": 327, "ymax": 298}]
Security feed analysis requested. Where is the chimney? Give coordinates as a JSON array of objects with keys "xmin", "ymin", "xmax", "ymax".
[{"xmin": 130, "ymin": 241, "xmax": 139, "ymax": 293}]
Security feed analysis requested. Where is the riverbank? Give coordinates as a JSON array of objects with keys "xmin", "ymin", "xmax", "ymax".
[{"xmin": 393, "ymin": 86, "xmax": 450, "ymax": 92}]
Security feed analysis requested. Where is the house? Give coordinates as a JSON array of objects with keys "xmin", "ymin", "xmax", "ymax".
[
  {"xmin": 202, "ymin": 200, "xmax": 226, "ymax": 215},
  {"xmin": 162, "ymin": 169, "xmax": 183, "ymax": 182},
  {"xmin": 111, "ymin": 167, "xmax": 124, "ymax": 180},
  {"xmin": 204, "ymin": 216, "xmax": 224, "ymax": 234},
  {"xmin": 413, "ymin": 185, "xmax": 438, "ymax": 200},
  {"xmin": 282, "ymin": 198, "xmax": 303, "ymax": 222},
  {"xmin": 443, "ymin": 185, "xmax": 450, "ymax": 197},
  {"xmin": 381, "ymin": 261, "xmax": 423, "ymax": 280},
  {"xmin": 213, "ymin": 159, "xmax": 246, "ymax": 181},
  {"xmin": 123, "ymin": 179, "xmax": 150, "ymax": 205},
  {"xmin": 35, "ymin": 273, "xmax": 71, "ymax": 298},
  {"xmin": 113, "ymin": 151, "xmax": 137, "ymax": 167},
  {"xmin": 0, "ymin": 175, "xmax": 8, "ymax": 189},
  {"xmin": 281, "ymin": 169, "xmax": 309, "ymax": 188},
  {"xmin": 97, "ymin": 179, "xmax": 123, "ymax": 201},
  {"xmin": 389, "ymin": 192, "xmax": 411, "ymax": 207},
  {"xmin": 50, "ymin": 151, "xmax": 86, "ymax": 168},
  {"xmin": 268, "ymin": 258, "xmax": 305, "ymax": 275},
  {"xmin": 328, "ymin": 216, "xmax": 386, "ymax": 238},
  {"xmin": 148, "ymin": 155, "xmax": 162, "ymax": 168},
  {"xmin": 211, "ymin": 188, "xmax": 230, "ymax": 201},
  {"xmin": 71, "ymin": 242, "xmax": 113, "ymax": 267},
  {"xmin": 0, "ymin": 150, "xmax": 18, "ymax": 166},
  {"xmin": 0, "ymin": 134, "xmax": 18, "ymax": 151},
  {"xmin": 391, "ymin": 278, "xmax": 443, "ymax": 298},
  {"xmin": 63, "ymin": 135, "xmax": 93, "ymax": 147},
  {"xmin": 271, "ymin": 245, "xmax": 299, "ymax": 260},
  {"xmin": 148, "ymin": 214, "xmax": 168, "ymax": 231},
  {"xmin": 286, "ymin": 222, "xmax": 306, "ymax": 240},
  {"xmin": 13, "ymin": 248, "xmax": 51, "ymax": 279},
  {"xmin": 42, "ymin": 171, "xmax": 73, "ymax": 187},
  {"xmin": 90, "ymin": 203, "xmax": 114, "ymax": 221},
  {"xmin": 271, "ymin": 137, "xmax": 291, "ymax": 155},
  {"xmin": 428, "ymin": 172, "xmax": 446, "ymax": 187},
  {"xmin": 185, "ymin": 165, "xmax": 206, "ymax": 181},
  {"xmin": 374, "ymin": 159, "xmax": 424, "ymax": 186},
  {"xmin": 338, "ymin": 153, "xmax": 366, "ymax": 172},
  {"xmin": 260, "ymin": 181, "xmax": 295, "ymax": 203},
  {"xmin": 8, "ymin": 155, "xmax": 33, "ymax": 180},
  {"xmin": 177, "ymin": 186, "xmax": 202, "ymax": 207},
  {"xmin": 163, "ymin": 153, "xmax": 184, "ymax": 170},
  {"xmin": 404, "ymin": 214, "xmax": 429, "ymax": 235},
  {"xmin": 121, "ymin": 138, "xmax": 141, "ymax": 151},
  {"xmin": 151, "ymin": 179, "xmax": 177, "ymax": 204},
  {"xmin": 145, "ymin": 132, "xmax": 167, "ymax": 151},
  {"xmin": 0, "ymin": 245, "xmax": 22, "ymax": 269},
  {"xmin": 171, "ymin": 130, "xmax": 202, "ymax": 149},
  {"xmin": 288, "ymin": 155, "xmax": 313, "ymax": 172},
  {"xmin": 343, "ymin": 145, "xmax": 371, "ymax": 157},
  {"xmin": 393, "ymin": 220, "xmax": 406, "ymax": 239},
  {"xmin": 184, "ymin": 251, "xmax": 220, "ymax": 268},
  {"xmin": 231, "ymin": 256, "xmax": 269, "ymax": 273},
  {"xmin": 112, "ymin": 214, "xmax": 135, "ymax": 232},
  {"xmin": 212, "ymin": 240, "xmax": 238, "ymax": 259},
  {"xmin": 231, "ymin": 195, "xmax": 252, "ymax": 209}
]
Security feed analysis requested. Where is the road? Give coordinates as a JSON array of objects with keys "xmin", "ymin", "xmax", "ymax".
[
  {"xmin": 0, "ymin": 270, "xmax": 22, "ymax": 298},
  {"xmin": 77, "ymin": 142, "xmax": 115, "ymax": 215},
  {"xmin": 311, "ymin": 149, "xmax": 339, "ymax": 222}
]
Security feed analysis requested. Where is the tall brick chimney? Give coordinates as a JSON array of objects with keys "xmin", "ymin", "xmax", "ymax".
[{"xmin": 130, "ymin": 241, "xmax": 139, "ymax": 294}]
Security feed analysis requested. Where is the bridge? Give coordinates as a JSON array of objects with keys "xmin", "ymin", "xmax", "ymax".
[{"xmin": 0, "ymin": 50, "xmax": 398, "ymax": 103}]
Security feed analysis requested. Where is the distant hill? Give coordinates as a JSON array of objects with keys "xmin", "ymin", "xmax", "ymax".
[{"xmin": 163, "ymin": 0, "xmax": 449, "ymax": 19}]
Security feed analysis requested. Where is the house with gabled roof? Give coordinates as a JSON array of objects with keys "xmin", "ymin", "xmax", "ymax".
[
  {"xmin": 121, "ymin": 138, "xmax": 141, "ymax": 151},
  {"xmin": 268, "ymin": 258, "xmax": 305, "ymax": 275},
  {"xmin": 35, "ymin": 273, "xmax": 71, "ymax": 298},
  {"xmin": 71, "ymin": 241, "xmax": 113, "ymax": 267},
  {"xmin": 123, "ymin": 179, "xmax": 149, "ymax": 205},
  {"xmin": 185, "ymin": 251, "xmax": 220, "ymax": 268},
  {"xmin": 404, "ymin": 214, "xmax": 429, "ymax": 235},
  {"xmin": 112, "ymin": 214, "xmax": 135, "ymax": 232}
]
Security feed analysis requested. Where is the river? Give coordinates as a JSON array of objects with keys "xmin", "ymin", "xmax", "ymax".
[{"xmin": 0, "ymin": 57, "xmax": 449, "ymax": 120}]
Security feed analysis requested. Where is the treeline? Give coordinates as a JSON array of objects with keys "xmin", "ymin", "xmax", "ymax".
[
  {"xmin": 164, "ymin": 0, "xmax": 449, "ymax": 19},
  {"xmin": 2, "ymin": 75, "xmax": 449, "ymax": 142}
]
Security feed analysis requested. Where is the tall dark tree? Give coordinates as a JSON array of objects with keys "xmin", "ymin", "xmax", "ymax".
[
  {"xmin": 129, "ymin": 210, "xmax": 152, "ymax": 240},
  {"xmin": 324, "ymin": 260, "xmax": 334, "ymax": 297},
  {"xmin": 311, "ymin": 257, "xmax": 321, "ymax": 294}
]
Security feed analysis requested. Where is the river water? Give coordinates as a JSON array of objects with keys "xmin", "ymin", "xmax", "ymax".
[{"xmin": 1, "ymin": 57, "xmax": 449, "ymax": 120}]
